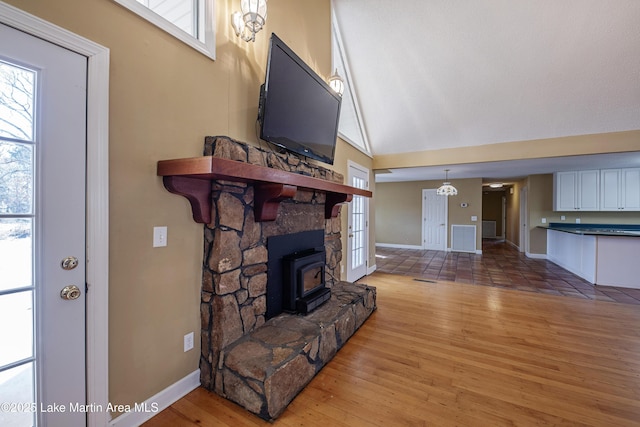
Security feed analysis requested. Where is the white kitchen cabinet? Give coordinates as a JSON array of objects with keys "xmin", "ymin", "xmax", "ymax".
[
  {"xmin": 553, "ymin": 170, "xmax": 599, "ymax": 211},
  {"xmin": 547, "ymin": 229, "xmax": 596, "ymax": 283},
  {"xmin": 600, "ymin": 168, "xmax": 640, "ymax": 211}
]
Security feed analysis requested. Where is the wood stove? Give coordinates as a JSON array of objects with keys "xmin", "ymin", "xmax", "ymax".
[
  {"xmin": 283, "ymin": 249, "xmax": 331, "ymax": 314},
  {"xmin": 266, "ymin": 230, "xmax": 330, "ymax": 318}
]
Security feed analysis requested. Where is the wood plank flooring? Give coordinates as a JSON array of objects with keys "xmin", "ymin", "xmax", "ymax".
[{"xmin": 143, "ymin": 272, "xmax": 640, "ymax": 426}]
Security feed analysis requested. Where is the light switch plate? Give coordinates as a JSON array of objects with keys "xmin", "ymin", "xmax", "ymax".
[
  {"xmin": 541, "ymin": 218, "xmax": 547, "ymax": 224},
  {"xmin": 471, "ymin": 215, "xmax": 478, "ymax": 222},
  {"xmin": 153, "ymin": 226, "xmax": 167, "ymax": 247}
]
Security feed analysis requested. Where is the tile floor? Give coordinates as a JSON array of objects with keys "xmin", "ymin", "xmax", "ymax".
[{"xmin": 374, "ymin": 240, "xmax": 640, "ymax": 305}]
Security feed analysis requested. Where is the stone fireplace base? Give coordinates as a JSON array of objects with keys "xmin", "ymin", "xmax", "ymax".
[{"xmin": 216, "ymin": 282, "xmax": 376, "ymax": 420}]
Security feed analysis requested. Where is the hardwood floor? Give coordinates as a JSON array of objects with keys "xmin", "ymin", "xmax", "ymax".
[{"xmin": 144, "ymin": 272, "xmax": 640, "ymax": 426}]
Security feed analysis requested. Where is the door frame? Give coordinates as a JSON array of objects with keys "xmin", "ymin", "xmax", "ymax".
[
  {"xmin": 519, "ymin": 186, "xmax": 528, "ymax": 253},
  {"xmin": 0, "ymin": 3, "xmax": 110, "ymax": 426},
  {"xmin": 421, "ymin": 189, "xmax": 448, "ymax": 251}
]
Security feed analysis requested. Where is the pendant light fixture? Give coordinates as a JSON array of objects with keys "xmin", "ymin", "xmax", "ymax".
[
  {"xmin": 436, "ymin": 169, "xmax": 458, "ymax": 196},
  {"xmin": 328, "ymin": 69, "xmax": 345, "ymax": 96}
]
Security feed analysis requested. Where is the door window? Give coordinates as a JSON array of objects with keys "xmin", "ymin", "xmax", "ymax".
[{"xmin": 0, "ymin": 60, "xmax": 36, "ymax": 427}]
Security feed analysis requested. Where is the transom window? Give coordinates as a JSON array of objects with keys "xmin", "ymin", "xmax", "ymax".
[{"xmin": 113, "ymin": 0, "xmax": 215, "ymax": 59}]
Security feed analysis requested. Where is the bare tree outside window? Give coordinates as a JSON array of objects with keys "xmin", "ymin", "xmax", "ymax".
[{"xmin": 0, "ymin": 62, "xmax": 34, "ymax": 219}]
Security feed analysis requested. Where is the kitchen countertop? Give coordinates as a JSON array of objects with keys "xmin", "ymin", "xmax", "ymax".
[{"xmin": 539, "ymin": 223, "xmax": 640, "ymax": 237}]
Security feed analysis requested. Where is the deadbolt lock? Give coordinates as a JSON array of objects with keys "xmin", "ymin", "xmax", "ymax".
[
  {"xmin": 60, "ymin": 285, "xmax": 81, "ymax": 301},
  {"xmin": 61, "ymin": 256, "xmax": 79, "ymax": 270}
]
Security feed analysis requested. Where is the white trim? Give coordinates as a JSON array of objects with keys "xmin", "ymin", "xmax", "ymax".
[
  {"xmin": 331, "ymin": 3, "xmax": 372, "ymax": 156},
  {"xmin": 112, "ymin": 0, "xmax": 215, "ymax": 60},
  {"xmin": 506, "ymin": 239, "xmax": 519, "ymax": 250},
  {"xmin": 475, "ymin": 250, "xmax": 483, "ymax": 255},
  {"xmin": 376, "ymin": 243, "xmax": 423, "ymax": 250},
  {"xmin": 367, "ymin": 264, "xmax": 377, "ymax": 275},
  {"xmin": 109, "ymin": 370, "xmax": 201, "ymax": 427},
  {"xmin": 0, "ymin": 3, "xmax": 110, "ymax": 426},
  {"xmin": 338, "ymin": 133, "xmax": 373, "ymax": 158},
  {"xmin": 526, "ymin": 252, "xmax": 547, "ymax": 259}
]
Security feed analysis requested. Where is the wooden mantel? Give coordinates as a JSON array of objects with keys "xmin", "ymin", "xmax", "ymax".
[{"xmin": 157, "ymin": 156, "xmax": 373, "ymax": 223}]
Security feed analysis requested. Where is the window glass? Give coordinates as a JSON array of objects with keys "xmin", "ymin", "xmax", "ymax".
[{"xmin": 114, "ymin": 0, "xmax": 215, "ymax": 59}]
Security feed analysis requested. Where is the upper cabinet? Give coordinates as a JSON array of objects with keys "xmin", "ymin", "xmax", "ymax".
[
  {"xmin": 553, "ymin": 170, "xmax": 600, "ymax": 211},
  {"xmin": 600, "ymin": 168, "xmax": 640, "ymax": 211}
]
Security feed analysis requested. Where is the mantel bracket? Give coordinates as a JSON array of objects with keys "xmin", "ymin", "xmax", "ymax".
[
  {"xmin": 162, "ymin": 176, "xmax": 212, "ymax": 223},
  {"xmin": 254, "ymin": 183, "xmax": 298, "ymax": 221}
]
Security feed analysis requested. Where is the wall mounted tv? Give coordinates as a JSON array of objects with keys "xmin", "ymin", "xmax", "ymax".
[{"xmin": 259, "ymin": 33, "xmax": 342, "ymax": 165}]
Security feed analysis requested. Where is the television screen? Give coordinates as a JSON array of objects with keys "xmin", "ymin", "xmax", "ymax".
[{"xmin": 260, "ymin": 33, "xmax": 342, "ymax": 165}]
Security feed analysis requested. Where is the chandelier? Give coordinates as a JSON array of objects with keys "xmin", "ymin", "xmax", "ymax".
[{"xmin": 436, "ymin": 169, "xmax": 458, "ymax": 196}]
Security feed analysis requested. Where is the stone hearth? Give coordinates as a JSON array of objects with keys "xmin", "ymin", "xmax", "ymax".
[
  {"xmin": 219, "ymin": 282, "xmax": 376, "ymax": 420},
  {"xmin": 198, "ymin": 136, "xmax": 376, "ymax": 420}
]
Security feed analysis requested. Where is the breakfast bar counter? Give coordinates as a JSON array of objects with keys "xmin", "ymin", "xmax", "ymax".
[{"xmin": 541, "ymin": 223, "xmax": 640, "ymax": 289}]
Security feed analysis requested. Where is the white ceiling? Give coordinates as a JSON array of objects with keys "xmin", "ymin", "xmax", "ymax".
[{"xmin": 332, "ymin": 1, "xmax": 640, "ymax": 182}]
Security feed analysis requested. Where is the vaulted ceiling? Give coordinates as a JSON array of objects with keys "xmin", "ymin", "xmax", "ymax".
[{"xmin": 332, "ymin": 0, "xmax": 640, "ymax": 181}]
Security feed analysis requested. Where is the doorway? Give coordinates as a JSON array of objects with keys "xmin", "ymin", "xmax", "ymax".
[
  {"xmin": 0, "ymin": 4, "xmax": 110, "ymax": 426},
  {"xmin": 346, "ymin": 161, "xmax": 369, "ymax": 282}
]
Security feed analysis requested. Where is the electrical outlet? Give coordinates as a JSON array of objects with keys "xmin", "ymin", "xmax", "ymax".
[
  {"xmin": 561, "ymin": 215, "xmax": 566, "ymax": 221},
  {"xmin": 541, "ymin": 218, "xmax": 547, "ymax": 224},
  {"xmin": 576, "ymin": 218, "xmax": 581, "ymax": 224},
  {"xmin": 184, "ymin": 332, "xmax": 194, "ymax": 352},
  {"xmin": 153, "ymin": 226, "xmax": 167, "ymax": 247}
]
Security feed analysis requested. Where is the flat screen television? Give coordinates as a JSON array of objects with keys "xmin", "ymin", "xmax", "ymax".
[{"xmin": 259, "ymin": 33, "xmax": 342, "ymax": 165}]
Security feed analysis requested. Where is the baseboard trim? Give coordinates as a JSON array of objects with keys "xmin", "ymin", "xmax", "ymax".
[
  {"xmin": 367, "ymin": 264, "xmax": 377, "ymax": 275},
  {"xmin": 375, "ymin": 243, "xmax": 423, "ymax": 250},
  {"xmin": 505, "ymin": 239, "xmax": 519, "ymax": 250},
  {"xmin": 526, "ymin": 252, "xmax": 547, "ymax": 259},
  {"xmin": 109, "ymin": 369, "xmax": 200, "ymax": 427}
]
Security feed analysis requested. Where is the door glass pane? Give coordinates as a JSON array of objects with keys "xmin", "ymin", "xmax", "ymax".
[
  {"xmin": 0, "ymin": 59, "xmax": 37, "ymax": 427},
  {"xmin": 0, "ymin": 61, "xmax": 35, "ymax": 141},
  {"xmin": 0, "ymin": 141, "xmax": 34, "ymax": 214},
  {"xmin": 0, "ymin": 218, "xmax": 33, "ymax": 292},
  {"xmin": 0, "ymin": 362, "xmax": 35, "ymax": 427},
  {"xmin": 0, "ymin": 290, "xmax": 34, "ymax": 367}
]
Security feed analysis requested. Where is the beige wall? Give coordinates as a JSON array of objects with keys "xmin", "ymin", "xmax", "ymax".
[
  {"xmin": 5, "ymin": 0, "xmax": 346, "ymax": 410},
  {"xmin": 375, "ymin": 178, "xmax": 483, "ymax": 251},
  {"xmin": 505, "ymin": 180, "xmax": 523, "ymax": 248}
]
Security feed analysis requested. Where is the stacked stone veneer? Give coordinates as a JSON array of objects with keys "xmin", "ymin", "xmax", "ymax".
[{"xmin": 199, "ymin": 136, "xmax": 375, "ymax": 419}]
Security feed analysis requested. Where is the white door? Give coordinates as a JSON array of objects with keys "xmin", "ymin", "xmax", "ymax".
[
  {"xmin": 0, "ymin": 24, "xmax": 87, "ymax": 427},
  {"xmin": 422, "ymin": 189, "xmax": 446, "ymax": 250},
  {"xmin": 346, "ymin": 162, "xmax": 369, "ymax": 282}
]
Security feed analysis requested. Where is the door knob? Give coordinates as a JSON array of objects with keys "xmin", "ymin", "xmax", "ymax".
[{"xmin": 60, "ymin": 285, "xmax": 81, "ymax": 300}]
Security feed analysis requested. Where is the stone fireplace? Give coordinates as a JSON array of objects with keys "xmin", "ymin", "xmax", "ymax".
[{"xmin": 193, "ymin": 136, "xmax": 376, "ymax": 420}]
